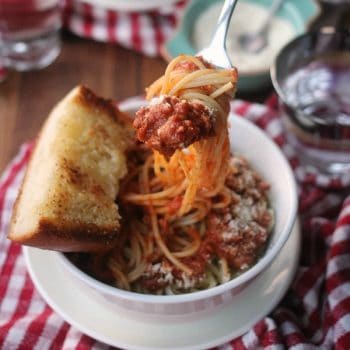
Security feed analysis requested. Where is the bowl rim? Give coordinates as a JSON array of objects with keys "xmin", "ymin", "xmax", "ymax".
[
  {"xmin": 162, "ymin": 0, "xmax": 321, "ymax": 77},
  {"xmin": 270, "ymin": 26, "xmax": 350, "ymax": 106},
  {"xmin": 56, "ymin": 98, "xmax": 298, "ymax": 305}
]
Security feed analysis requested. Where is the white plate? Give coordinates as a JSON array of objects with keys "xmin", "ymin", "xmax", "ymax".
[
  {"xmin": 23, "ymin": 221, "xmax": 300, "ymax": 350},
  {"xmin": 79, "ymin": 0, "xmax": 179, "ymax": 12}
]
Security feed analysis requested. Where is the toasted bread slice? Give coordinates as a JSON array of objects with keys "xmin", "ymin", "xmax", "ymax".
[{"xmin": 8, "ymin": 86, "xmax": 131, "ymax": 252}]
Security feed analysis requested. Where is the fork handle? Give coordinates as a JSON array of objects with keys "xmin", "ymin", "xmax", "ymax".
[
  {"xmin": 260, "ymin": 0, "xmax": 284, "ymax": 35},
  {"xmin": 209, "ymin": 0, "xmax": 239, "ymax": 50}
]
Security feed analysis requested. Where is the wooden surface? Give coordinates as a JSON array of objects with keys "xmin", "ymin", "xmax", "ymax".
[{"xmin": 0, "ymin": 1, "xmax": 349, "ymax": 173}]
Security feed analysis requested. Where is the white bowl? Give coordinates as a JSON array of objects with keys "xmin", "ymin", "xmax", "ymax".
[{"xmin": 55, "ymin": 99, "xmax": 298, "ymax": 321}]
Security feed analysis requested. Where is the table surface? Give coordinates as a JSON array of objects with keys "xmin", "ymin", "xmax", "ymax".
[{"xmin": 1, "ymin": 2, "xmax": 349, "ymax": 174}]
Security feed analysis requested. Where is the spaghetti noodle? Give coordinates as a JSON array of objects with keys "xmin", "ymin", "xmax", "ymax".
[{"xmin": 69, "ymin": 55, "xmax": 274, "ymax": 295}]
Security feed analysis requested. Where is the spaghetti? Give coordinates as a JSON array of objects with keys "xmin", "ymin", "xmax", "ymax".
[{"xmin": 69, "ymin": 55, "xmax": 273, "ymax": 295}]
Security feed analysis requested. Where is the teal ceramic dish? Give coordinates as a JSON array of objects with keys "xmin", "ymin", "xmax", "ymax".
[{"xmin": 162, "ymin": 0, "xmax": 321, "ymax": 92}]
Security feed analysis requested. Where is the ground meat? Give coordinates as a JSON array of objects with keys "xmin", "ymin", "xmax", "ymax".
[
  {"xmin": 215, "ymin": 217, "xmax": 268, "ymax": 270},
  {"xmin": 133, "ymin": 96, "xmax": 215, "ymax": 157},
  {"xmin": 206, "ymin": 156, "xmax": 273, "ymax": 270}
]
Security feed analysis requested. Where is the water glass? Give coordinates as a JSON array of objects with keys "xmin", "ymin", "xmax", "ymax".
[
  {"xmin": 0, "ymin": 0, "xmax": 62, "ymax": 71},
  {"xmin": 271, "ymin": 27, "xmax": 350, "ymax": 175}
]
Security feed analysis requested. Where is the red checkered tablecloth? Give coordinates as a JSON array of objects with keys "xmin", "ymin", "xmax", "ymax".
[
  {"xmin": 1, "ymin": 96, "xmax": 350, "ymax": 349},
  {"xmin": 62, "ymin": 0, "xmax": 188, "ymax": 57}
]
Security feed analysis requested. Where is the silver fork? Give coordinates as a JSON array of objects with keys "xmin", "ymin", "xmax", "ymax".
[
  {"xmin": 238, "ymin": 0, "xmax": 284, "ymax": 54},
  {"xmin": 196, "ymin": 0, "xmax": 239, "ymax": 69}
]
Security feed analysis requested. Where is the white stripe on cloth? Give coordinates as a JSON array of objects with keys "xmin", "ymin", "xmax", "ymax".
[
  {"xmin": 265, "ymin": 118, "xmax": 283, "ymax": 139},
  {"xmin": 0, "ymin": 238, "xmax": 11, "ymax": 286},
  {"xmin": 230, "ymin": 100, "xmax": 249, "ymax": 112},
  {"xmin": 281, "ymin": 143, "xmax": 297, "ymax": 159},
  {"xmin": 241, "ymin": 328, "xmax": 260, "ymax": 349},
  {"xmin": 0, "ymin": 170, "xmax": 25, "ymax": 227},
  {"xmin": 339, "ymin": 205, "xmax": 350, "ymax": 220},
  {"xmin": 330, "ymin": 225, "xmax": 350, "ymax": 245},
  {"xmin": 294, "ymin": 167, "xmax": 307, "ymax": 181},
  {"xmin": 0, "ymin": 256, "xmax": 27, "ymax": 323},
  {"xmin": 33, "ymin": 313, "xmax": 66, "ymax": 350},
  {"xmin": 1, "ymin": 290, "xmax": 47, "ymax": 348},
  {"xmin": 140, "ymin": 15, "xmax": 158, "ymax": 57},
  {"xmin": 67, "ymin": 1, "xmax": 86, "ymax": 37},
  {"xmin": 217, "ymin": 343, "xmax": 233, "ymax": 350},
  {"xmin": 115, "ymin": 12, "xmax": 132, "ymax": 48},
  {"xmin": 302, "ymin": 275, "xmax": 325, "ymax": 317},
  {"xmin": 159, "ymin": 2, "xmax": 183, "ymax": 16},
  {"xmin": 2, "ymin": 174, "xmax": 25, "ymax": 232},
  {"xmin": 327, "ymin": 254, "xmax": 350, "ymax": 278},
  {"xmin": 296, "ymin": 166, "xmax": 324, "ymax": 185},
  {"xmin": 339, "ymin": 172, "xmax": 350, "ymax": 187},
  {"xmin": 88, "ymin": 4, "xmax": 106, "ymax": 21},
  {"xmin": 265, "ymin": 317, "xmax": 280, "ymax": 331},
  {"xmin": 60, "ymin": 326, "xmax": 92, "ymax": 348},
  {"xmin": 334, "ymin": 314, "xmax": 350, "ymax": 343},
  {"xmin": 68, "ymin": 12, "xmax": 85, "ymax": 37},
  {"xmin": 0, "ymin": 166, "xmax": 26, "ymax": 268},
  {"xmin": 320, "ymin": 326, "xmax": 334, "ymax": 350},
  {"xmin": 157, "ymin": 0, "xmax": 186, "ymax": 32},
  {"xmin": 59, "ymin": 328, "xmax": 82, "ymax": 348},
  {"xmin": 161, "ymin": 19, "xmax": 176, "ymax": 42},
  {"xmin": 0, "ymin": 144, "xmax": 28, "ymax": 186},
  {"xmin": 316, "ymin": 174, "xmax": 332, "ymax": 188},
  {"xmin": 108, "ymin": 15, "xmax": 119, "ymax": 43},
  {"xmin": 243, "ymin": 103, "xmax": 269, "ymax": 122},
  {"xmin": 241, "ymin": 318, "xmax": 283, "ymax": 350},
  {"xmin": 91, "ymin": 6, "xmax": 108, "ymax": 42},
  {"xmin": 328, "ymin": 282, "xmax": 350, "ymax": 310},
  {"xmin": 310, "ymin": 329, "xmax": 323, "ymax": 344}
]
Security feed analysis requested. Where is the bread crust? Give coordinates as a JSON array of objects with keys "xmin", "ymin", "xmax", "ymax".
[
  {"xmin": 8, "ymin": 86, "xmax": 130, "ymax": 252},
  {"xmin": 22, "ymin": 218, "xmax": 118, "ymax": 252},
  {"xmin": 75, "ymin": 85, "xmax": 134, "ymax": 128}
]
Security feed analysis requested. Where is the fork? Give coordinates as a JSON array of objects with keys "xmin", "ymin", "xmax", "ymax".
[
  {"xmin": 238, "ymin": 0, "xmax": 284, "ymax": 54},
  {"xmin": 196, "ymin": 0, "xmax": 239, "ymax": 69}
]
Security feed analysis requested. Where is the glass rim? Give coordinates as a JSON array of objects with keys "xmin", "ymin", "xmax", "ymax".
[{"xmin": 270, "ymin": 26, "xmax": 350, "ymax": 108}]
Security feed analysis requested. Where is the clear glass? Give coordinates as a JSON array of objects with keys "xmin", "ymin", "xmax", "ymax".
[
  {"xmin": 0, "ymin": 0, "xmax": 62, "ymax": 71},
  {"xmin": 271, "ymin": 27, "xmax": 350, "ymax": 175}
]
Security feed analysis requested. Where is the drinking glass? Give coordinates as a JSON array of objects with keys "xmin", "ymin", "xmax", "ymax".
[
  {"xmin": 0, "ymin": 0, "xmax": 62, "ymax": 71},
  {"xmin": 271, "ymin": 27, "xmax": 350, "ymax": 175}
]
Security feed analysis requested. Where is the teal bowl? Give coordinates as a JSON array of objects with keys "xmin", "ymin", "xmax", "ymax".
[{"xmin": 162, "ymin": 0, "xmax": 321, "ymax": 93}]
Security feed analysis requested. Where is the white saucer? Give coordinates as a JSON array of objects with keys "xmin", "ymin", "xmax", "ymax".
[{"xmin": 23, "ymin": 221, "xmax": 300, "ymax": 350}]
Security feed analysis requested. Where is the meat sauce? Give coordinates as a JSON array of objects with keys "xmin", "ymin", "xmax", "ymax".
[
  {"xmin": 134, "ymin": 96, "xmax": 215, "ymax": 157},
  {"xmin": 139, "ymin": 156, "xmax": 273, "ymax": 292}
]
